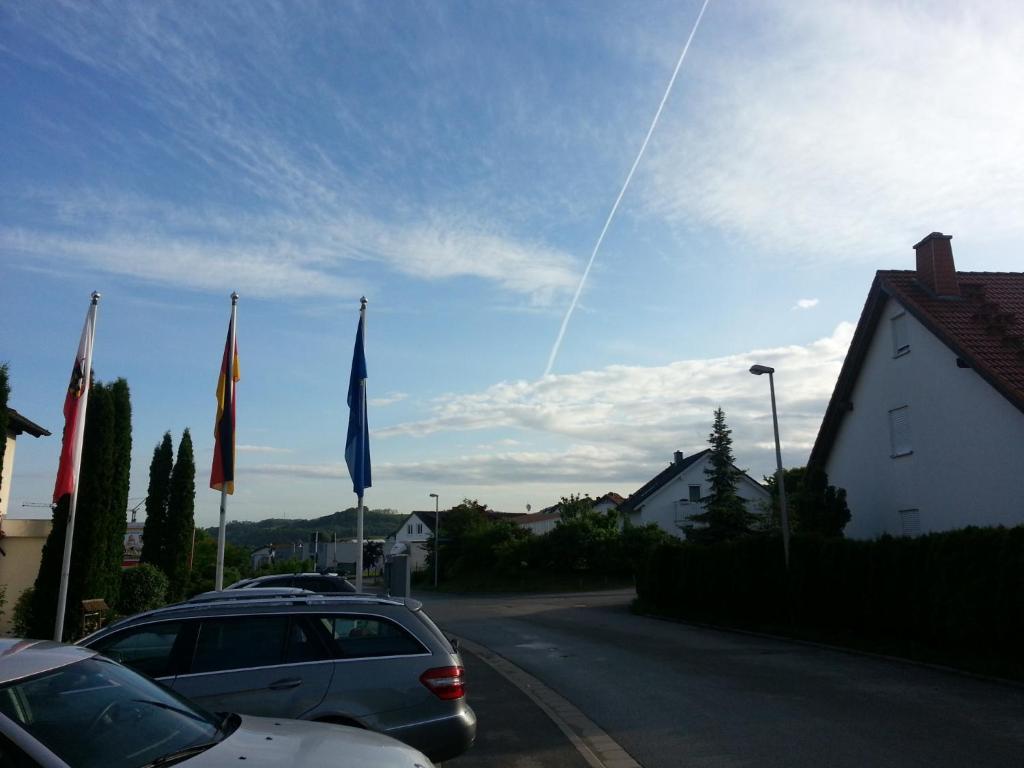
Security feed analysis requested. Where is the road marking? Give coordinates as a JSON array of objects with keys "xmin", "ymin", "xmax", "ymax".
[{"xmin": 456, "ymin": 636, "xmax": 641, "ymax": 768}]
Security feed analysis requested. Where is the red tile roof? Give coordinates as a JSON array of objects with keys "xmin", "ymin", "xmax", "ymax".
[{"xmin": 809, "ymin": 268, "xmax": 1024, "ymax": 468}]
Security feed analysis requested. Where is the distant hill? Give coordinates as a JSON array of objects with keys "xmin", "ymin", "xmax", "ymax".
[{"xmin": 207, "ymin": 508, "xmax": 406, "ymax": 551}]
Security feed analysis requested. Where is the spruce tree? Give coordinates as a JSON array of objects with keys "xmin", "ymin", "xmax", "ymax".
[
  {"xmin": 165, "ymin": 429, "xmax": 196, "ymax": 601},
  {"xmin": 684, "ymin": 408, "xmax": 758, "ymax": 544},
  {"xmin": 31, "ymin": 379, "xmax": 131, "ymax": 639},
  {"xmin": 0, "ymin": 364, "xmax": 9, "ymax": 500},
  {"xmin": 140, "ymin": 433, "xmax": 174, "ymax": 574}
]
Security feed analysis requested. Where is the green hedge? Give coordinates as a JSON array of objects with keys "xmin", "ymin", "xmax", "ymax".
[{"xmin": 636, "ymin": 527, "xmax": 1024, "ymax": 679}]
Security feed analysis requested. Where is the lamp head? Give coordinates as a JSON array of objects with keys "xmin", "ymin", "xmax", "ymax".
[
  {"xmin": 749, "ymin": 364, "xmax": 775, "ymax": 376},
  {"xmin": 429, "ymin": 493, "xmax": 439, "ymax": 499}
]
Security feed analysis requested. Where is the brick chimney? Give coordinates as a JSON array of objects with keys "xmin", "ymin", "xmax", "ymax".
[
  {"xmin": 913, "ymin": 232, "xmax": 960, "ymax": 298},
  {"xmin": 673, "ymin": 450, "xmax": 684, "ymax": 464}
]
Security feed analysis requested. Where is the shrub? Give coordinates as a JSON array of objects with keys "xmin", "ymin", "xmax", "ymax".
[
  {"xmin": 118, "ymin": 564, "xmax": 169, "ymax": 615},
  {"xmin": 12, "ymin": 587, "xmax": 35, "ymax": 638}
]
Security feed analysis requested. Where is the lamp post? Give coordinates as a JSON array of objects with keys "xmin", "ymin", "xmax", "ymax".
[
  {"xmin": 749, "ymin": 364, "xmax": 790, "ymax": 568},
  {"xmin": 429, "ymin": 493, "xmax": 439, "ymax": 587}
]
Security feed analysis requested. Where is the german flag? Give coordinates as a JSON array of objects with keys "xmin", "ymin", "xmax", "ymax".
[{"xmin": 210, "ymin": 306, "xmax": 239, "ymax": 494}]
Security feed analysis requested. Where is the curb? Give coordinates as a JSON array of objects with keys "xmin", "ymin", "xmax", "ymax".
[{"xmin": 456, "ymin": 636, "xmax": 641, "ymax": 768}]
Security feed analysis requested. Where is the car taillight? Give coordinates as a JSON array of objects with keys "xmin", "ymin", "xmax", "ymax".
[{"xmin": 420, "ymin": 666, "xmax": 465, "ymax": 700}]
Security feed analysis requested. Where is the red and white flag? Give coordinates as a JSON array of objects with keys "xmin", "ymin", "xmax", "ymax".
[{"xmin": 52, "ymin": 304, "xmax": 97, "ymax": 503}]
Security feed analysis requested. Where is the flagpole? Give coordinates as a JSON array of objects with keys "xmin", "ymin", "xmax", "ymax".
[
  {"xmin": 54, "ymin": 291, "xmax": 100, "ymax": 642},
  {"xmin": 355, "ymin": 298, "xmax": 366, "ymax": 593},
  {"xmin": 215, "ymin": 291, "xmax": 238, "ymax": 591}
]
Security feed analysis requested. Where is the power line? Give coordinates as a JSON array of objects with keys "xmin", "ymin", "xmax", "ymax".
[{"xmin": 544, "ymin": 0, "xmax": 712, "ymax": 377}]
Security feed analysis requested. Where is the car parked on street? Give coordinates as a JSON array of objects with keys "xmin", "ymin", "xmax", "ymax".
[
  {"xmin": 0, "ymin": 638, "xmax": 434, "ymax": 768},
  {"xmin": 79, "ymin": 593, "xmax": 475, "ymax": 763},
  {"xmin": 227, "ymin": 572, "xmax": 357, "ymax": 593}
]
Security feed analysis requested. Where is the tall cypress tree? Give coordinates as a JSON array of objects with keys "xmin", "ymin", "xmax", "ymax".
[
  {"xmin": 684, "ymin": 408, "xmax": 758, "ymax": 544},
  {"xmin": 0, "ymin": 363, "xmax": 9, "ymax": 500},
  {"xmin": 140, "ymin": 433, "xmax": 174, "ymax": 574},
  {"xmin": 165, "ymin": 429, "xmax": 195, "ymax": 601},
  {"xmin": 31, "ymin": 379, "xmax": 131, "ymax": 639}
]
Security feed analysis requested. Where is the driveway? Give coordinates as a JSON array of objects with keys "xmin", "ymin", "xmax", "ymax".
[{"xmin": 424, "ymin": 588, "xmax": 1024, "ymax": 768}]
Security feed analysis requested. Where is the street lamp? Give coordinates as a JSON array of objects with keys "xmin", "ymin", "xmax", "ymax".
[
  {"xmin": 749, "ymin": 364, "xmax": 790, "ymax": 568},
  {"xmin": 429, "ymin": 493, "xmax": 440, "ymax": 587}
]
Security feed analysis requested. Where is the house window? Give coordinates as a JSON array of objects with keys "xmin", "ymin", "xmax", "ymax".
[
  {"xmin": 416, "ymin": 523, "xmax": 423, "ymax": 534},
  {"xmin": 407, "ymin": 525, "xmax": 413, "ymax": 534},
  {"xmin": 889, "ymin": 406, "xmax": 912, "ymax": 456},
  {"xmin": 688, "ymin": 485, "xmax": 701, "ymax": 503},
  {"xmin": 891, "ymin": 313, "xmax": 910, "ymax": 356},
  {"xmin": 899, "ymin": 509, "xmax": 921, "ymax": 537}
]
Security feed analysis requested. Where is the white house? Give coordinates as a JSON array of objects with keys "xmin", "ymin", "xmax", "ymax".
[
  {"xmin": 619, "ymin": 450, "xmax": 770, "ymax": 538},
  {"xmin": 516, "ymin": 492, "xmax": 625, "ymax": 534},
  {"xmin": 385, "ymin": 511, "xmax": 441, "ymax": 571},
  {"xmin": 809, "ymin": 232, "xmax": 1024, "ymax": 539}
]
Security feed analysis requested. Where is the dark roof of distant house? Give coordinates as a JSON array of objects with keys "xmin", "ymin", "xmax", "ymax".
[
  {"xmin": 6, "ymin": 408, "xmax": 50, "ymax": 438},
  {"xmin": 809, "ymin": 268, "xmax": 1024, "ymax": 469},
  {"xmin": 595, "ymin": 491, "xmax": 625, "ymax": 506},
  {"xmin": 618, "ymin": 450, "xmax": 710, "ymax": 514}
]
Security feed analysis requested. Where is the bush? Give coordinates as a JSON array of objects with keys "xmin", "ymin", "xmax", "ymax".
[
  {"xmin": 118, "ymin": 564, "xmax": 169, "ymax": 614},
  {"xmin": 636, "ymin": 526, "xmax": 1024, "ymax": 679},
  {"xmin": 11, "ymin": 587, "xmax": 35, "ymax": 638}
]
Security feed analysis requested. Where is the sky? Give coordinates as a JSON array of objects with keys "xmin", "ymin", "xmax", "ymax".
[{"xmin": 3, "ymin": 1, "xmax": 1023, "ymax": 527}]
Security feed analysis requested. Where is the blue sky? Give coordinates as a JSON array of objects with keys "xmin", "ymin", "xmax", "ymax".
[{"xmin": 3, "ymin": 1, "xmax": 1023, "ymax": 526}]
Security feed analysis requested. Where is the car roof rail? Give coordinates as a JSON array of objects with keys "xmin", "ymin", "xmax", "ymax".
[{"xmin": 188, "ymin": 587, "xmax": 312, "ymax": 603}]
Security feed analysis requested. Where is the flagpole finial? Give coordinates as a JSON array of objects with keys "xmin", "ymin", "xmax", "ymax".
[
  {"xmin": 231, "ymin": 292, "xmax": 239, "ymax": 305},
  {"xmin": 90, "ymin": 291, "xmax": 101, "ymax": 304},
  {"xmin": 359, "ymin": 296, "xmax": 367, "ymax": 309}
]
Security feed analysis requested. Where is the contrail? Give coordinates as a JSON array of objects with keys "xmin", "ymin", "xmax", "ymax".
[{"xmin": 544, "ymin": 0, "xmax": 712, "ymax": 377}]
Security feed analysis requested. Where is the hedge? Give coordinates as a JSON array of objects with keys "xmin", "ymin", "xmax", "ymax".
[{"xmin": 635, "ymin": 526, "xmax": 1024, "ymax": 679}]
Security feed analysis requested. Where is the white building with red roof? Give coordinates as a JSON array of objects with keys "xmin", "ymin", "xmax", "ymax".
[{"xmin": 809, "ymin": 232, "xmax": 1024, "ymax": 538}]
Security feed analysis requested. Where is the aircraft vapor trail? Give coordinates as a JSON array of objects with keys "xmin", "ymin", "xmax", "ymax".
[{"xmin": 543, "ymin": 0, "xmax": 712, "ymax": 378}]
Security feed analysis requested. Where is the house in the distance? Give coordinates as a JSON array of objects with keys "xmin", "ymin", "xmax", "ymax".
[
  {"xmin": 619, "ymin": 450, "xmax": 769, "ymax": 538},
  {"xmin": 385, "ymin": 509, "xmax": 522, "ymax": 571},
  {"xmin": 516, "ymin": 492, "xmax": 626, "ymax": 535},
  {"xmin": 809, "ymin": 232, "xmax": 1024, "ymax": 539}
]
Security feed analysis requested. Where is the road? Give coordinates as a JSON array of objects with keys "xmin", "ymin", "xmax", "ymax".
[{"xmin": 422, "ymin": 589, "xmax": 1024, "ymax": 768}]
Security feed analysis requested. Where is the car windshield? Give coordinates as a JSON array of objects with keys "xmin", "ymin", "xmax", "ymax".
[{"xmin": 0, "ymin": 656, "xmax": 223, "ymax": 768}]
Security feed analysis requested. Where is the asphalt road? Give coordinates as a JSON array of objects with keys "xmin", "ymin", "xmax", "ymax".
[{"xmin": 423, "ymin": 588, "xmax": 1024, "ymax": 768}]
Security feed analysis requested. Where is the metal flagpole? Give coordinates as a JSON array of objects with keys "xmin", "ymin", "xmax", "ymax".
[
  {"xmin": 54, "ymin": 291, "xmax": 100, "ymax": 641},
  {"xmin": 215, "ymin": 292, "xmax": 238, "ymax": 590}
]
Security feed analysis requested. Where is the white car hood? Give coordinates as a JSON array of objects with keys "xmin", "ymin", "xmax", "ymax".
[{"xmin": 187, "ymin": 715, "xmax": 434, "ymax": 768}]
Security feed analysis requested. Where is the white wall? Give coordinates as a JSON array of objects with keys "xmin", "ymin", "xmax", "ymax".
[
  {"xmin": 827, "ymin": 296, "xmax": 1024, "ymax": 538},
  {"xmin": 388, "ymin": 513, "xmax": 433, "ymax": 571},
  {"xmin": 0, "ymin": 434, "xmax": 16, "ymax": 519},
  {"xmin": 626, "ymin": 456, "xmax": 769, "ymax": 538}
]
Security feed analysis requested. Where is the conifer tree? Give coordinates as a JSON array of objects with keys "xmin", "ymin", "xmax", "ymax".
[
  {"xmin": 684, "ymin": 408, "xmax": 758, "ymax": 544},
  {"xmin": 140, "ymin": 433, "xmax": 174, "ymax": 573},
  {"xmin": 31, "ymin": 379, "xmax": 132, "ymax": 639},
  {"xmin": 165, "ymin": 429, "xmax": 196, "ymax": 601},
  {"xmin": 0, "ymin": 364, "xmax": 9, "ymax": 499}
]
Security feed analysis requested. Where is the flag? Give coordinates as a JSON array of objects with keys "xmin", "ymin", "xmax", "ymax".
[
  {"xmin": 345, "ymin": 307, "xmax": 371, "ymax": 496},
  {"xmin": 210, "ymin": 312, "xmax": 239, "ymax": 494},
  {"xmin": 52, "ymin": 304, "xmax": 97, "ymax": 503}
]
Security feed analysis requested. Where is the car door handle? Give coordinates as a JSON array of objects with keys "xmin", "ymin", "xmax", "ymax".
[{"xmin": 268, "ymin": 678, "xmax": 303, "ymax": 690}]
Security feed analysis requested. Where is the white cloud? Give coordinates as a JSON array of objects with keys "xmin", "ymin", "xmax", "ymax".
[
  {"xmin": 793, "ymin": 298, "xmax": 819, "ymax": 310},
  {"xmin": 237, "ymin": 444, "xmax": 293, "ymax": 454},
  {"xmin": 643, "ymin": 2, "xmax": 1024, "ymax": 265},
  {"xmin": 370, "ymin": 392, "xmax": 409, "ymax": 407},
  {"xmin": 243, "ymin": 324, "xmax": 853, "ymax": 487}
]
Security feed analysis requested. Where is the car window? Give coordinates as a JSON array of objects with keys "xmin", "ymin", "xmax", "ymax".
[
  {"xmin": 88, "ymin": 622, "xmax": 184, "ymax": 678},
  {"xmin": 191, "ymin": 616, "xmax": 288, "ymax": 673},
  {"xmin": 255, "ymin": 575, "xmax": 294, "ymax": 588},
  {"xmin": 293, "ymin": 576, "xmax": 330, "ymax": 591},
  {"xmin": 316, "ymin": 615, "xmax": 425, "ymax": 658},
  {"xmin": 283, "ymin": 617, "xmax": 333, "ymax": 664}
]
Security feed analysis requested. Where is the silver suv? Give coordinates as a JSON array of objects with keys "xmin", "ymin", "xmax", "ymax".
[{"xmin": 79, "ymin": 592, "xmax": 475, "ymax": 763}]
